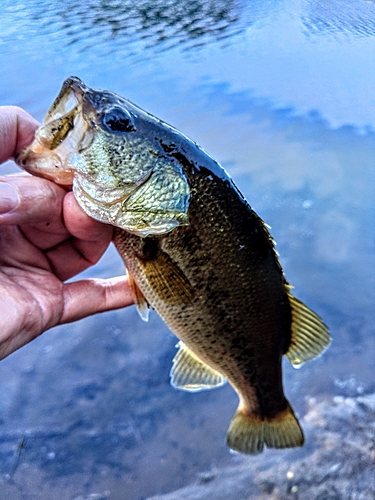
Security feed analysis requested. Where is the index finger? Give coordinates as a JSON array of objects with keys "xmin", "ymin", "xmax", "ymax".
[{"xmin": 0, "ymin": 106, "xmax": 39, "ymax": 164}]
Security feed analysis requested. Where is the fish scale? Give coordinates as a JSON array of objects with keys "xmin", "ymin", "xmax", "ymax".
[
  {"xmin": 114, "ymin": 165, "xmax": 292, "ymax": 415},
  {"xmin": 18, "ymin": 76, "xmax": 331, "ymax": 454}
]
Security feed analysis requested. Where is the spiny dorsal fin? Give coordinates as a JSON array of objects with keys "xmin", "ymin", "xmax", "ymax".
[
  {"xmin": 126, "ymin": 269, "xmax": 150, "ymax": 321},
  {"xmin": 136, "ymin": 247, "xmax": 195, "ymax": 306},
  {"xmin": 170, "ymin": 341, "xmax": 226, "ymax": 392},
  {"xmin": 286, "ymin": 292, "xmax": 331, "ymax": 368}
]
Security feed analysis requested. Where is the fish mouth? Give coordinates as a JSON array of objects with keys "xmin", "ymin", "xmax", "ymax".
[
  {"xmin": 43, "ymin": 76, "xmax": 85, "ymax": 123},
  {"xmin": 16, "ymin": 77, "xmax": 92, "ymax": 186}
]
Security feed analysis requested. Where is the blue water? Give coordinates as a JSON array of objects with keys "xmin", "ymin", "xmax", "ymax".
[{"xmin": 0, "ymin": 1, "xmax": 374, "ymax": 499}]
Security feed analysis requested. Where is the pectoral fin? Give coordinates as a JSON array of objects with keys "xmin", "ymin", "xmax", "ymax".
[
  {"xmin": 286, "ymin": 292, "xmax": 331, "ymax": 368},
  {"xmin": 170, "ymin": 341, "xmax": 226, "ymax": 392},
  {"xmin": 136, "ymin": 242, "xmax": 195, "ymax": 306},
  {"xmin": 126, "ymin": 269, "xmax": 150, "ymax": 321}
]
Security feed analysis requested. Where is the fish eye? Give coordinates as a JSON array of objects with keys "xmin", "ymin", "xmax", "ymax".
[{"xmin": 100, "ymin": 107, "xmax": 135, "ymax": 134}]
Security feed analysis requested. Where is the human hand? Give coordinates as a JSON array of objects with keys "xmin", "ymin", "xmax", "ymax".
[{"xmin": 0, "ymin": 106, "xmax": 133, "ymax": 360}]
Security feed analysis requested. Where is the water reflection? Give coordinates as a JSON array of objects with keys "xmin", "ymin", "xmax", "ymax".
[
  {"xmin": 0, "ymin": 0, "xmax": 375, "ymax": 499},
  {"xmin": 28, "ymin": 0, "xmax": 249, "ymax": 52},
  {"xmin": 302, "ymin": 0, "xmax": 375, "ymax": 37}
]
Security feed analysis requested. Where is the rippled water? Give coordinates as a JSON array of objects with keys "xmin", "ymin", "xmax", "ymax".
[{"xmin": 0, "ymin": 1, "xmax": 374, "ymax": 499}]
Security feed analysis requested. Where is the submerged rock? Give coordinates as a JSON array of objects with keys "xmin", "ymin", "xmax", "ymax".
[{"xmin": 148, "ymin": 392, "xmax": 375, "ymax": 500}]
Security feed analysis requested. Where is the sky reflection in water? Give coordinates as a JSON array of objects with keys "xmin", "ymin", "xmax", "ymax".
[{"xmin": 0, "ymin": 1, "xmax": 374, "ymax": 499}]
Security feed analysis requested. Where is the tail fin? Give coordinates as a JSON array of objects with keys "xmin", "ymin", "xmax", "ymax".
[{"xmin": 226, "ymin": 401, "xmax": 304, "ymax": 454}]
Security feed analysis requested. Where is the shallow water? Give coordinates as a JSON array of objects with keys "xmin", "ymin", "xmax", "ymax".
[{"xmin": 0, "ymin": 1, "xmax": 374, "ymax": 499}]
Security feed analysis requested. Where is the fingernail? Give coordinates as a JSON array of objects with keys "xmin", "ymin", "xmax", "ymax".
[{"xmin": 0, "ymin": 182, "xmax": 20, "ymax": 214}]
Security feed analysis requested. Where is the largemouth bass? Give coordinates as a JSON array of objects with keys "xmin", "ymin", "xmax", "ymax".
[{"xmin": 18, "ymin": 77, "xmax": 330, "ymax": 454}]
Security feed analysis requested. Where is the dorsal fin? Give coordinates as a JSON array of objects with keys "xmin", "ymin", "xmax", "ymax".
[
  {"xmin": 170, "ymin": 341, "xmax": 226, "ymax": 392},
  {"xmin": 286, "ymin": 292, "xmax": 331, "ymax": 368}
]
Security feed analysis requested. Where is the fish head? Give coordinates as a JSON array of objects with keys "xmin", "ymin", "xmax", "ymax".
[{"xmin": 17, "ymin": 76, "xmax": 190, "ymax": 236}]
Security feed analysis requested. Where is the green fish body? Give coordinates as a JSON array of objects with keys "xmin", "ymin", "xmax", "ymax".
[{"xmin": 18, "ymin": 77, "xmax": 330, "ymax": 453}]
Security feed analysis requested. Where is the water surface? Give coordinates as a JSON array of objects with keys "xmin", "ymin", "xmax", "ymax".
[{"xmin": 0, "ymin": 1, "xmax": 374, "ymax": 499}]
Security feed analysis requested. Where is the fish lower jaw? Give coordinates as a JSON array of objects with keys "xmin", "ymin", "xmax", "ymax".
[{"xmin": 17, "ymin": 147, "xmax": 74, "ymax": 186}]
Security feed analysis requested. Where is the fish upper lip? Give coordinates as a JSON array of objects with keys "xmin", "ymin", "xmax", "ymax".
[
  {"xmin": 64, "ymin": 76, "xmax": 87, "ymax": 100},
  {"xmin": 43, "ymin": 77, "xmax": 98, "ymax": 128}
]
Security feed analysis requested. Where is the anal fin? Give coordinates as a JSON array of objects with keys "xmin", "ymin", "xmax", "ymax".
[
  {"xmin": 170, "ymin": 341, "xmax": 226, "ymax": 392},
  {"xmin": 286, "ymin": 292, "xmax": 331, "ymax": 368}
]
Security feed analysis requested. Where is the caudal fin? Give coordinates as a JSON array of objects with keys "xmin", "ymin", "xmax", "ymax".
[{"xmin": 226, "ymin": 401, "xmax": 304, "ymax": 454}]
